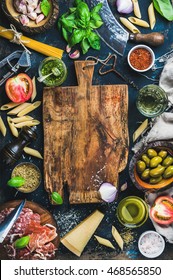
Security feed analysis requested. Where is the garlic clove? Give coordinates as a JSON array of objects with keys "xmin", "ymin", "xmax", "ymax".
[
  {"xmin": 69, "ymin": 50, "xmax": 80, "ymax": 59},
  {"xmin": 66, "ymin": 44, "xmax": 71, "ymax": 53},
  {"xmin": 98, "ymin": 182, "xmax": 118, "ymax": 203},
  {"xmin": 120, "ymin": 182, "xmax": 128, "ymax": 192}
]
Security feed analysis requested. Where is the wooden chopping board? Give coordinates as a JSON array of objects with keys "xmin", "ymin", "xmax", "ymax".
[{"xmin": 43, "ymin": 60, "xmax": 129, "ymax": 204}]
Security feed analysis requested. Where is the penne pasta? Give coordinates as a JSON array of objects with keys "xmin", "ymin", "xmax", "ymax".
[
  {"xmin": 31, "ymin": 76, "xmax": 37, "ymax": 102},
  {"xmin": 11, "ymin": 116, "xmax": 33, "ymax": 123},
  {"xmin": 0, "ymin": 116, "xmax": 7, "ymax": 136},
  {"xmin": 148, "ymin": 3, "xmax": 156, "ymax": 30},
  {"xmin": 17, "ymin": 101, "xmax": 41, "ymax": 117},
  {"xmin": 128, "ymin": 17, "xmax": 149, "ymax": 28},
  {"xmin": 7, "ymin": 103, "xmax": 31, "ymax": 115},
  {"xmin": 14, "ymin": 120, "xmax": 40, "ymax": 128},
  {"xmin": 120, "ymin": 17, "xmax": 140, "ymax": 33},
  {"xmin": 24, "ymin": 147, "xmax": 43, "ymax": 159},
  {"xmin": 0, "ymin": 102, "xmax": 21, "ymax": 111},
  {"xmin": 7, "ymin": 116, "xmax": 18, "ymax": 137},
  {"xmin": 132, "ymin": 0, "xmax": 141, "ymax": 19}
]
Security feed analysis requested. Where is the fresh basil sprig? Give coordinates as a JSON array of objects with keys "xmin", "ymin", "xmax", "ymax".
[{"xmin": 58, "ymin": 0, "xmax": 103, "ymax": 54}]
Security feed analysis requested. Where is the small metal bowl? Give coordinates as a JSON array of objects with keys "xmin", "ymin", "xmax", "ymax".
[
  {"xmin": 11, "ymin": 162, "xmax": 41, "ymax": 193},
  {"xmin": 127, "ymin": 44, "xmax": 155, "ymax": 72},
  {"xmin": 1, "ymin": 0, "xmax": 59, "ymax": 34},
  {"xmin": 138, "ymin": 231, "xmax": 165, "ymax": 258}
]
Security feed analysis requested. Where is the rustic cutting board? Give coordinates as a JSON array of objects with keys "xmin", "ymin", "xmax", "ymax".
[{"xmin": 43, "ymin": 61, "xmax": 129, "ymax": 204}]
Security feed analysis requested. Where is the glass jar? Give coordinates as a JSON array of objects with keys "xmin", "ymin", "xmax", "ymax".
[
  {"xmin": 116, "ymin": 196, "xmax": 149, "ymax": 228},
  {"xmin": 136, "ymin": 85, "xmax": 168, "ymax": 118},
  {"xmin": 38, "ymin": 57, "xmax": 67, "ymax": 86}
]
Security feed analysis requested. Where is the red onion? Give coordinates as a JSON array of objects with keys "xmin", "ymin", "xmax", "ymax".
[
  {"xmin": 98, "ymin": 182, "xmax": 118, "ymax": 203},
  {"xmin": 116, "ymin": 0, "xmax": 133, "ymax": 14}
]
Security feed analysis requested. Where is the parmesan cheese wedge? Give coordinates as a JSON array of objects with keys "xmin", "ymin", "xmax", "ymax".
[
  {"xmin": 94, "ymin": 235, "xmax": 115, "ymax": 249},
  {"xmin": 133, "ymin": 119, "xmax": 148, "ymax": 142},
  {"xmin": 112, "ymin": 226, "xmax": 124, "ymax": 250},
  {"xmin": 61, "ymin": 210, "xmax": 104, "ymax": 257}
]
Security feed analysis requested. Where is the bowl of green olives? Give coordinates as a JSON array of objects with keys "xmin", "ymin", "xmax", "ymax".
[{"xmin": 129, "ymin": 142, "xmax": 173, "ymax": 191}]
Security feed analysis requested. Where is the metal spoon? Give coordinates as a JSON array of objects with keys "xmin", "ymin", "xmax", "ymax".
[{"xmin": 37, "ymin": 67, "xmax": 61, "ymax": 82}]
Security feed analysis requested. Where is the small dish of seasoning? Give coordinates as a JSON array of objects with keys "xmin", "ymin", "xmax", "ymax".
[
  {"xmin": 127, "ymin": 45, "xmax": 155, "ymax": 72},
  {"xmin": 138, "ymin": 231, "xmax": 165, "ymax": 258},
  {"xmin": 11, "ymin": 162, "xmax": 41, "ymax": 193},
  {"xmin": 38, "ymin": 57, "xmax": 67, "ymax": 86}
]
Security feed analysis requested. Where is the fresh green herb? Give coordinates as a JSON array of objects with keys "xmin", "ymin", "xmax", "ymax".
[
  {"xmin": 153, "ymin": 0, "xmax": 173, "ymax": 21},
  {"xmin": 58, "ymin": 0, "xmax": 103, "ymax": 54},
  {"xmin": 41, "ymin": 0, "xmax": 51, "ymax": 17},
  {"xmin": 14, "ymin": 236, "xmax": 30, "ymax": 249},
  {"xmin": 7, "ymin": 176, "xmax": 25, "ymax": 188},
  {"xmin": 51, "ymin": 192, "xmax": 63, "ymax": 205}
]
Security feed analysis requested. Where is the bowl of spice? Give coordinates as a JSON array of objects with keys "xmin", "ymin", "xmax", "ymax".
[
  {"xmin": 138, "ymin": 231, "xmax": 165, "ymax": 258},
  {"xmin": 38, "ymin": 57, "xmax": 67, "ymax": 86},
  {"xmin": 127, "ymin": 45, "xmax": 155, "ymax": 72},
  {"xmin": 11, "ymin": 162, "xmax": 41, "ymax": 193}
]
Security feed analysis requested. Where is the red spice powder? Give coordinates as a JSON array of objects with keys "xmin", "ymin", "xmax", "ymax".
[{"xmin": 129, "ymin": 48, "xmax": 152, "ymax": 70}]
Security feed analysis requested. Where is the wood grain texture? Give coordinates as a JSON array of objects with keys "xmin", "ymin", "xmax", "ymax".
[{"xmin": 43, "ymin": 61, "xmax": 129, "ymax": 204}]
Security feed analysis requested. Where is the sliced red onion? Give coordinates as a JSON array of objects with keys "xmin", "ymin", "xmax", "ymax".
[
  {"xmin": 116, "ymin": 0, "xmax": 133, "ymax": 14},
  {"xmin": 98, "ymin": 182, "xmax": 118, "ymax": 203}
]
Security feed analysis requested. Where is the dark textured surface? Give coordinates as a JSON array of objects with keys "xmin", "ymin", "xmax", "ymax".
[{"xmin": 0, "ymin": 0, "xmax": 173, "ymax": 260}]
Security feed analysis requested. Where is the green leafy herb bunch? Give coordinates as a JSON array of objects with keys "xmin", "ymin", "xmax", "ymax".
[{"xmin": 58, "ymin": 0, "xmax": 103, "ymax": 54}]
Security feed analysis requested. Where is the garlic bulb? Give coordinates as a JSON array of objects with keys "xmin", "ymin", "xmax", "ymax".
[
  {"xmin": 116, "ymin": 0, "xmax": 133, "ymax": 14},
  {"xmin": 98, "ymin": 182, "xmax": 118, "ymax": 203}
]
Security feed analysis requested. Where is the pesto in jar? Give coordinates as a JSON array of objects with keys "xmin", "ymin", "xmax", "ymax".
[{"xmin": 39, "ymin": 57, "xmax": 67, "ymax": 86}]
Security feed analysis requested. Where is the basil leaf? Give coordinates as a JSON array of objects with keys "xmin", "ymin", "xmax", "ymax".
[
  {"xmin": 73, "ymin": 0, "xmax": 82, "ymax": 7},
  {"xmin": 90, "ymin": 12, "xmax": 102, "ymax": 22},
  {"xmin": 62, "ymin": 27, "xmax": 69, "ymax": 42},
  {"xmin": 14, "ymin": 236, "xmax": 30, "ymax": 249},
  {"xmin": 41, "ymin": 0, "xmax": 51, "ymax": 17},
  {"xmin": 153, "ymin": 0, "xmax": 173, "ymax": 21},
  {"xmin": 89, "ymin": 19, "xmax": 103, "ymax": 29},
  {"xmin": 76, "ymin": 2, "xmax": 90, "ymax": 27},
  {"xmin": 88, "ymin": 31, "xmax": 101, "ymax": 50},
  {"xmin": 61, "ymin": 17, "xmax": 75, "ymax": 32},
  {"xmin": 51, "ymin": 192, "xmax": 63, "ymax": 205},
  {"xmin": 81, "ymin": 37, "xmax": 90, "ymax": 54},
  {"xmin": 7, "ymin": 176, "xmax": 25, "ymax": 188},
  {"xmin": 69, "ymin": 29, "xmax": 85, "ymax": 47},
  {"xmin": 91, "ymin": 3, "xmax": 103, "ymax": 14}
]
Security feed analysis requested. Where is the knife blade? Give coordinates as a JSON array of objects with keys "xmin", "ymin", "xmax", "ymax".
[
  {"xmin": 0, "ymin": 200, "xmax": 25, "ymax": 243},
  {"xmin": 86, "ymin": 0, "xmax": 164, "ymax": 56}
]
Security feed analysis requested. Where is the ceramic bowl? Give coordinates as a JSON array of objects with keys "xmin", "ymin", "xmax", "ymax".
[
  {"xmin": 138, "ymin": 231, "xmax": 165, "ymax": 258},
  {"xmin": 127, "ymin": 44, "xmax": 155, "ymax": 72},
  {"xmin": 129, "ymin": 142, "xmax": 173, "ymax": 191},
  {"xmin": 11, "ymin": 162, "xmax": 41, "ymax": 193},
  {"xmin": 1, "ymin": 0, "xmax": 59, "ymax": 34}
]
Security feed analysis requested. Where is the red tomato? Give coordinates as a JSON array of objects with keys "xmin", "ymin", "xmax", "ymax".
[
  {"xmin": 5, "ymin": 73, "xmax": 33, "ymax": 103},
  {"xmin": 150, "ymin": 195, "xmax": 173, "ymax": 225}
]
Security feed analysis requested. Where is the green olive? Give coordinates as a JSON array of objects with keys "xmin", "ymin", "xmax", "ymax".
[
  {"xmin": 147, "ymin": 148, "xmax": 157, "ymax": 159},
  {"xmin": 162, "ymin": 156, "xmax": 173, "ymax": 167},
  {"xmin": 158, "ymin": 150, "xmax": 168, "ymax": 159},
  {"xmin": 163, "ymin": 165, "xmax": 173, "ymax": 179},
  {"xmin": 141, "ymin": 154, "xmax": 150, "ymax": 167},
  {"xmin": 150, "ymin": 156, "xmax": 162, "ymax": 168},
  {"xmin": 141, "ymin": 169, "xmax": 150, "ymax": 180},
  {"xmin": 149, "ymin": 176, "xmax": 163, "ymax": 184},
  {"xmin": 149, "ymin": 165, "xmax": 165, "ymax": 178},
  {"xmin": 136, "ymin": 160, "xmax": 146, "ymax": 173}
]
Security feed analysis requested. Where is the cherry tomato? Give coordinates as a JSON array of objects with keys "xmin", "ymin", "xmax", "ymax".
[
  {"xmin": 5, "ymin": 73, "xmax": 33, "ymax": 103},
  {"xmin": 150, "ymin": 195, "xmax": 173, "ymax": 225}
]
